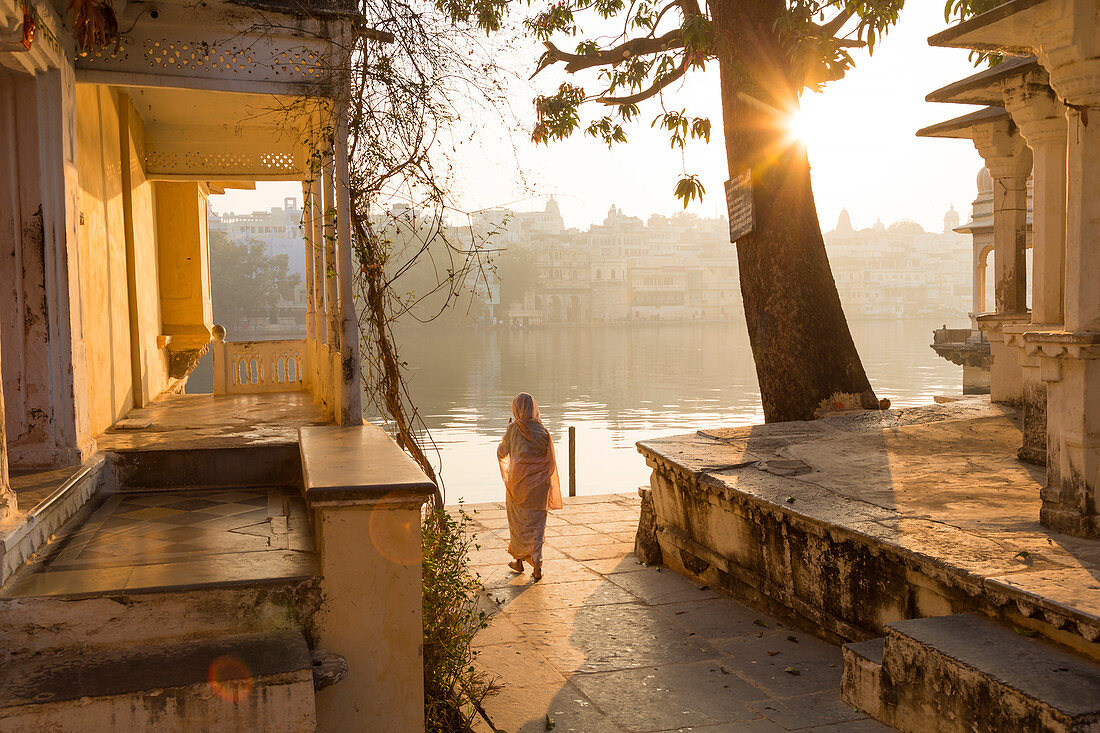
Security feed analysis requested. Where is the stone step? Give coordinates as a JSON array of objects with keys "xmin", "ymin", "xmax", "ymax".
[
  {"xmin": 0, "ymin": 580, "xmax": 315, "ymax": 656},
  {"xmin": 840, "ymin": 638, "xmax": 884, "ymax": 721},
  {"xmin": 110, "ymin": 445, "xmax": 301, "ymax": 491},
  {"xmin": 0, "ymin": 630, "xmax": 317, "ymax": 732},
  {"xmin": 842, "ymin": 614, "xmax": 1100, "ymax": 733}
]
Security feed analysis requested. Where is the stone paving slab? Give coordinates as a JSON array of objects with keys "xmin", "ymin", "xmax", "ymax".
[{"xmin": 459, "ymin": 494, "xmax": 890, "ymax": 733}]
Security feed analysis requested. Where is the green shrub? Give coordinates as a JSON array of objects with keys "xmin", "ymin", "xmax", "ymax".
[{"xmin": 423, "ymin": 506, "xmax": 498, "ymax": 731}]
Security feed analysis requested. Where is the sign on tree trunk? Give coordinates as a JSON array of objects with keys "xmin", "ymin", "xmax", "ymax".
[{"xmin": 725, "ymin": 172, "xmax": 754, "ymax": 243}]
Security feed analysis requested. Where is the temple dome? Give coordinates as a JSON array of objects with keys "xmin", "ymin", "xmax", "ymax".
[
  {"xmin": 944, "ymin": 205, "xmax": 960, "ymax": 233},
  {"xmin": 872, "ymin": 218, "xmax": 886, "ymax": 232}
]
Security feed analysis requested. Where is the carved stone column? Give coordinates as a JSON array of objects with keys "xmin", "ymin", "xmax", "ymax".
[
  {"xmin": 973, "ymin": 122, "xmax": 1032, "ymax": 406},
  {"xmin": 321, "ymin": 145, "xmax": 340, "ymax": 355},
  {"xmin": 972, "ymin": 242, "xmax": 987, "ymax": 317},
  {"xmin": 310, "ymin": 166, "xmax": 329, "ymax": 403},
  {"xmin": 302, "ymin": 181, "xmax": 317, "ymax": 391},
  {"xmin": 1002, "ymin": 72, "xmax": 1068, "ymax": 464},
  {"xmin": 333, "ymin": 111, "xmax": 362, "ymax": 427},
  {"xmin": 1036, "ymin": 46, "xmax": 1100, "ymax": 536}
]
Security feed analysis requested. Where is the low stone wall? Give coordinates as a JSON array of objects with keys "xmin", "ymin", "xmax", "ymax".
[
  {"xmin": 636, "ymin": 404, "xmax": 1100, "ymax": 659},
  {"xmin": 641, "ymin": 456, "xmax": 959, "ymax": 645}
]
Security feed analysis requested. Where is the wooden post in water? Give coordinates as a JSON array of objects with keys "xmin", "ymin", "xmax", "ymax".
[{"xmin": 568, "ymin": 426, "xmax": 576, "ymax": 498}]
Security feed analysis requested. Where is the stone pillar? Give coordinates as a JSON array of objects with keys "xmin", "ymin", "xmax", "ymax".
[
  {"xmin": 1002, "ymin": 74, "xmax": 1069, "ymax": 464},
  {"xmin": 972, "ymin": 242, "xmax": 989, "ymax": 316},
  {"xmin": 302, "ymin": 181, "xmax": 317, "ymax": 391},
  {"xmin": 1062, "ymin": 106, "xmax": 1100, "ymax": 334},
  {"xmin": 983, "ymin": 143, "xmax": 1031, "ymax": 315},
  {"xmin": 333, "ymin": 113, "xmax": 362, "ymax": 427},
  {"xmin": 300, "ymin": 425, "xmax": 435, "ymax": 733},
  {"xmin": 154, "ymin": 182, "xmax": 213, "ymax": 380},
  {"xmin": 1030, "ymin": 332, "xmax": 1100, "ymax": 537},
  {"xmin": 322, "ymin": 146, "xmax": 340, "ymax": 355},
  {"xmin": 310, "ymin": 167, "xmax": 329, "ymax": 403},
  {"xmin": 211, "ymin": 325, "xmax": 228, "ymax": 394},
  {"xmin": 973, "ymin": 123, "xmax": 1031, "ymax": 405},
  {"xmin": 1035, "ymin": 51, "xmax": 1100, "ymax": 536}
]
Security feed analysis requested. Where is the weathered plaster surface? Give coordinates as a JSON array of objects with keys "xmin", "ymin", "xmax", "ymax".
[
  {"xmin": 0, "ymin": 71, "xmax": 72, "ymax": 470},
  {"xmin": 155, "ymin": 180, "xmax": 213, "ymax": 374},
  {"xmin": 300, "ymin": 424, "xmax": 436, "ymax": 732},
  {"xmin": 118, "ymin": 94, "xmax": 169, "ymax": 405},
  {"xmin": 75, "ymin": 85, "xmax": 136, "ymax": 438},
  {"xmin": 637, "ymin": 399, "xmax": 1100, "ymax": 657}
]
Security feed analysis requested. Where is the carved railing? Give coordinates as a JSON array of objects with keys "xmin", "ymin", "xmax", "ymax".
[{"xmin": 212, "ymin": 326, "xmax": 305, "ymax": 394}]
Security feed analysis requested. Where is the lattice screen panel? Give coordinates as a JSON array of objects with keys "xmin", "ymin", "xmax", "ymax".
[
  {"xmin": 76, "ymin": 32, "xmax": 334, "ymax": 89},
  {"xmin": 144, "ymin": 149, "xmax": 306, "ymax": 178}
]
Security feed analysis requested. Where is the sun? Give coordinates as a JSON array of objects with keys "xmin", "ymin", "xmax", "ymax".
[{"xmin": 784, "ymin": 108, "xmax": 813, "ymax": 147}]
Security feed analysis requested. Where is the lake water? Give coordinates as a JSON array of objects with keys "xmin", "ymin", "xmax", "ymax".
[{"xmin": 381, "ymin": 319, "xmax": 963, "ymax": 505}]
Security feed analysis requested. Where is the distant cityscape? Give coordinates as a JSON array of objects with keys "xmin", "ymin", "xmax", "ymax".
[{"xmin": 209, "ymin": 195, "xmax": 976, "ymax": 331}]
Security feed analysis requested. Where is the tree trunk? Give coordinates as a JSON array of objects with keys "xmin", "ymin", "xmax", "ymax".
[{"xmin": 711, "ymin": 0, "xmax": 877, "ymax": 423}]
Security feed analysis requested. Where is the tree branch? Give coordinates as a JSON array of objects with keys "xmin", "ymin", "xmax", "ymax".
[
  {"xmin": 531, "ymin": 29, "xmax": 684, "ymax": 78},
  {"xmin": 597, "ymin": 60, "xmax": 687, "ymax": 104},
  {"xmin": 814, "ymin": 6, "xmax": 856, "ymax": 37}
]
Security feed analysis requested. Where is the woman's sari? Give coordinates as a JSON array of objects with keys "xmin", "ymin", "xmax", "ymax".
[{"xmin": 496, "ymin": 393, "xmax": 562, "ymax": 565}]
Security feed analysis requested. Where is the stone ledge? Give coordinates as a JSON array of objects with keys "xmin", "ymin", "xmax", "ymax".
[
  {"xmin": 636, "ymin": 400, "xmax": 1100, "ymax": 656},
  {"xmin": 299, "ymin": 424, "xmax": 436, "ymax": 508},
  {"xmin": 0, "ymin": 457, "xmax": 108, "ymax": 586}
]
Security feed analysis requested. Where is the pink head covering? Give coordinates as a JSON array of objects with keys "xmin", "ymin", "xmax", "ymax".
[
  {"xmin": 499, "ymin": 392, "xmax": 562, "ymax": 513},
  {"xmin": 511, "ymin": 392, "xmax": 541, "ymax": 441}
]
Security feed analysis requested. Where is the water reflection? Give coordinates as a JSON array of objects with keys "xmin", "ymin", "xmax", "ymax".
[{"xmin": 380, "ymin": 319, "xmax": 960, "ymax": 504}]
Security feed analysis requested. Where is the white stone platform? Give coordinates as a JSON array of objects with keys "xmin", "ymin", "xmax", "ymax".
[{"xmin": 636, "ymin": 398, "xmax": 1100, "ymax": 657}]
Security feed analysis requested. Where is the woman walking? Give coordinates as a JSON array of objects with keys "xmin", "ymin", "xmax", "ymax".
[{"xmin": 496, "ymin": 392, "xmax": 562, "ymax": 580}]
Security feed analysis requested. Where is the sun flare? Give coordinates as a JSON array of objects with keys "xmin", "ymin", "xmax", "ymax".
[{"xmin": 785, "ymin": 108, "xmax": 813, "ymax": 147}]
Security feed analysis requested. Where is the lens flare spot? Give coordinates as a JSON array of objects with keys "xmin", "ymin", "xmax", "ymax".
[
  {"xmin": 368, "ymin": 492, "xmax": 422, "ymax": 566},
  {"xmin": 208, "ymin": 655, "xmax": 254, "ymax": 704}
]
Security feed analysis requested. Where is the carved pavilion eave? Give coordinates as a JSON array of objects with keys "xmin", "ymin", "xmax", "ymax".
[
  {"xmin": 69, "ymin": 0, "xmax": 357, "ymax": 97},
  {"xmin": 928, "ymin": 0, "xmax": 1047, "ymax": 55},
  {"xmin": 120, "ymin": 85, "xmax": 328, "ymax": 181},
  {"xmin": 916, "ymin": 106, "xmax": 1013, "ymax": 140},
  {"xmin": 925, "ymin": 55, "xmax": 1040, "ymax": 106}
]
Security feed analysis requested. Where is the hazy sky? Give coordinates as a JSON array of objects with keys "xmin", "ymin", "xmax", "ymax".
[{"xmin": 215, "ymin": 3, "xmax": 987, "ymax": 234}]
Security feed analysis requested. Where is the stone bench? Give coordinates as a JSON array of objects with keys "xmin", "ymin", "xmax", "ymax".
[{"xmin": 298, "ymin": 424, "xmax": 436, "ymax": 732}]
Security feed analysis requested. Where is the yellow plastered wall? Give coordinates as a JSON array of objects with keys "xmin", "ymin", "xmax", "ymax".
[
  {"xmin": 120, "ymin": 95, "xmax": 169, "ymax": 403},
  {"xmin": 154, "ymin": 181, "xmax": 213, "ymax": 350},
  {"xmin": 75, "ymin": 85, "xmax": 133, "ymax": 436}
]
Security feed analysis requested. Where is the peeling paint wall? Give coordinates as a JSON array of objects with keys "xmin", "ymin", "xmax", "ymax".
[{"xmin": 0, "ymin": 71, "xmax": 63, "ymax": 469}]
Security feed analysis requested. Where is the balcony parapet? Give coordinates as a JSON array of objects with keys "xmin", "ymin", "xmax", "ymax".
[{"xmin": 212, "ymin": 326, "xmax": 305, "ymax": 394}]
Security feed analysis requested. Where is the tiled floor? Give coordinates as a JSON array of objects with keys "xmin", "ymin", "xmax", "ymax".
[
  {"xmin": 461, "ymin": 494, "xmax": 888, "ymax": 733},
  {"xmin": 2, "ymin": 488, "xmax": 317, "ymax": 598}
]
